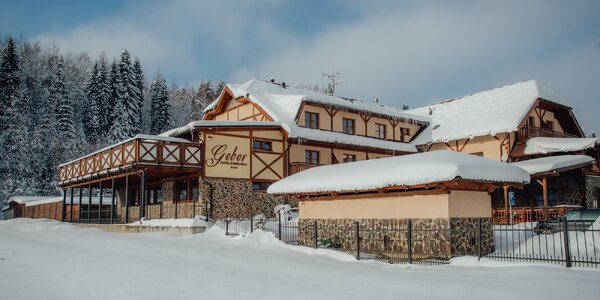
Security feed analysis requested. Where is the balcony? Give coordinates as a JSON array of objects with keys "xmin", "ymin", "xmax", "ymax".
[
  {"xmin": 58, "ymin": 135, "xmax": 202, "ymax": 186},
  {"xmin": 517, "ymin": 125, "xmax": 579, "ymax": 141},
  {"xmin": 288, "ymin": 162, "xmax": 321, "ymax": 176}
]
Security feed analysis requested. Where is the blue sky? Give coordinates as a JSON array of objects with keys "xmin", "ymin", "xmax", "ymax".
[{"xmin": 2, "ymin": 0, "xmax": 600, "ymax": 134}]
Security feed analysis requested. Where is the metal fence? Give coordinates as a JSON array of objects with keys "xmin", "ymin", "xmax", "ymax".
[
  {"xmin": 488, "ymin": 219, "xmax": 599, "ymax": 268},
  {"xmin": 213, "ymin": 216, "xmax": 600, "ymax": 268}
]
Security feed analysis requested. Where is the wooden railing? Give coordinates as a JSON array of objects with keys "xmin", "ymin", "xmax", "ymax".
[
  {"xmin": 288, "ymin": 162, "xmax": 321, "ymax": 176},
  {"xmin": 517, "ymin": 125, "xmax": 579, "ymax": 141},
  {"xmin": 58, "ymin": 137, "xmax": 202, "ymax": 185},
  {"xmin": 492, "ymin": 207, "xmax": 568, "ymax": 224}
]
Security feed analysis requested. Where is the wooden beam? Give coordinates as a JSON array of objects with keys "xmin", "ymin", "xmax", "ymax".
[
  {"xmin": 503, "ymin": 185, "xmax": 509, "ymax": 211},
  {"xmin": 542, "ymin": 177, "xmax": 549, "ymax": 220}
]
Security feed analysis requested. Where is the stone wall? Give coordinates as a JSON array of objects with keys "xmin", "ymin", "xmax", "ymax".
[
  {"xmin": 198, "ymin": 178, "xmax": 294, "ymax": 219},
  {"xmin": 585, "ymin": 175, "xmax": 600, "ymax": 208},
  {"xmin": 491, "ymin": 170, "xmax": 587, "ymax": 208},
  {"xmin": 299, "ymin": 218, "xmax": 493, "ymax": 259}
]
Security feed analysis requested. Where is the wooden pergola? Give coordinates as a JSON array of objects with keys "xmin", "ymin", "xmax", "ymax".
[{"xmin": 57, "ymin": 135, "xmax": 203, "ymax": 223}]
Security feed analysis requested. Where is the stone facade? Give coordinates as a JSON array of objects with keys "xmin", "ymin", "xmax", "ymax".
[
  {"xmin": 299, "ymin": 218, "xmax": 493, "ymax": 259},
  {"xmin": 492, "ymin": 170, "xmax": 587, "ymax": 208},
  {"xmin": 585, "ymin": 175, "xmax": 600, "ymax": 208},
  {"xmin": 198, "ymin": 178, "xmax": 295, "ymax": 219}
]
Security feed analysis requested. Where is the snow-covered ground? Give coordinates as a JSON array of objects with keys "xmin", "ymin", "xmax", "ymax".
[{"xmin": 1, "ymin": 219, "xmax": 599, "ymax": 300}]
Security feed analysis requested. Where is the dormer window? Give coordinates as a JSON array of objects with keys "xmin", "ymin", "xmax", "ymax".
[
  {"xmin": 304, "ymin": 112, "xmax": 319, "ymax": 129},
  {"xmin": 342, "ymin": 118, "xmax": 355, "ymax": 135}
]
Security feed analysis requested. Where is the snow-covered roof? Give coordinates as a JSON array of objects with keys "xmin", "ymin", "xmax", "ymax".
[
  {"xmin": 524, "ymin": 137, "xmax": 598, "ymax": 155},
  {"xmin": 268, "ymin": 150, "xmax": 530, "ymax": 195},
  {"xmin": 7, "ymin": 195, "xmax": 108, "ymax": 207},
  {"xmin": 407, "ymin": 80, "xmax": 565, "ymax": 144},
  {"xmin": 511, "ymin": 155, "xmax": 594, "ymax": 176},
  {"xmin": 159, "ymin": 120, "xmax": 282, "ymax": 137},
  {"xmin": 201, "ymin": 79, "xmax": 429, "ymax": 152}
]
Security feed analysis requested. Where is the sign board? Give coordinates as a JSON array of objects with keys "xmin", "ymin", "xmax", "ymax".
[
  {"xmin": 508, "ymin": 191, "xmax": 516, "ymax": 206},
  {"xmin": 204, "ymin": 133, "xmax": 250, "ymax": 179}
]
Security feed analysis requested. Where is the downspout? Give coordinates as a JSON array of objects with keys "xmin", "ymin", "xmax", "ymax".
[{"xmin": 201, "ymin": 177, "xmax": 213, "ymax": 222}]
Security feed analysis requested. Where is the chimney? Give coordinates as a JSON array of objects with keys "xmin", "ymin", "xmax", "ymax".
[
  {"xmin": 270, "ymin": 78, "xmax": 275, "ymax": 83},
  {"xmin": 374, "ymin": 98, "xmax": 379, "ymax": 104},
  {"xmin": 282, "ymin": 82, "xmax": 286, "ymax": 88}
]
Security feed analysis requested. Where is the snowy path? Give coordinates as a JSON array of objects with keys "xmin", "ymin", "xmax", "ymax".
[{"xmin": 1, "ymin": 219, "xmax": 599, "ymax": 300}]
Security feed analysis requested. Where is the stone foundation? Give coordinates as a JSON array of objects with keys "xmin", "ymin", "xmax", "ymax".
[{"xmin": 299, "ymin": 218, "xmax": 493, "ymax": 258}]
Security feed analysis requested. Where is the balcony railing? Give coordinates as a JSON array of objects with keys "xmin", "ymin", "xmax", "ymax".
[
  {"xmin": 491, "ymin": 207, "xmax": 571, "ymax": 224},
  {"xmin": 58, "ymin": 135, "xmax": 202, "ymax": 186},
  {"xmin": 288, "ymin": 162, "xmax": 321, "ymax": 176},
  {"xmin": 517, "ymin": 125, "xmax": 579, "ymax": 141}
]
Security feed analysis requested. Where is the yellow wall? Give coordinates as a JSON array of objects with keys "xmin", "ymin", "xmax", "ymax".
[
  {"xmin": 527, "ymin": 110, "xmax": 564, "ymax": 132},
  {"xmin": 209, "ymin": 98, "xmax": 268, "ymax": 122},
  {"xmin": 298, "ymin": 103, "xmax": 422, "ymax": 142},
  {"xmin": 299, "ymin": 190, "xmax": 491, "ymax": 219},
  {"xmin": 428, "ymin": 134, "xmax": 509, "ymax": 161},
  {"xmin": 200, "ymin": 129, "xmax": 285, "ymax": 180}
]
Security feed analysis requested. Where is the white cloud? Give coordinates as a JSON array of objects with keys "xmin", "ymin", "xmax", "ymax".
[
  {"xmin": 31, "ymin": 0, "xmax": 600, "ymax": 133},
  {"xmin": 230, "ymin": 1, "xmax": 600, "ymax": 133}
]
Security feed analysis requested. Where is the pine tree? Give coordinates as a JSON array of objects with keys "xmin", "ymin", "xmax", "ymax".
[
  {"xmin": 133, "ymin": 58, "xmax": 144, "ymax": 133},
  {"xmin": 191, "ymin": 80, "xmax": 212, "ymax": 120},
  {"xmin": 108, "ymin": 58, "xmax": 119, "ymax": 128},
  {"xmin": 116, "ymin": 50, "xmax": 141, "ymax": 137},
  {"xmin": 52, "ymin": 57, "xmax": 75, "ymax": 139},
  {"xmin": 96, "ymin": 58, "xmax": 111, "ymax": 139},
  {"xmin": 149, "ymin": 72, "xmax": 170, "ymax": 135},
  {"xmin": 0, "ymin": 37, "xmax": 32, "ymax": 204},
  {"xmin": 84, "ymin": 61, "xmax": 101, "ymax": 144},
  {"xmin": 214, "ymin": 81, "xmax": 226, "ymax": 99},
  {"xmin": 0, "ymin": 37, "xmax": 21, "ymax": 131}
]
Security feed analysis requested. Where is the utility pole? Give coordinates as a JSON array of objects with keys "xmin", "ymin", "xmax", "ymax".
[{"xmin": 322, "ymin": 71, "xmax": 345, "ymax": 95}]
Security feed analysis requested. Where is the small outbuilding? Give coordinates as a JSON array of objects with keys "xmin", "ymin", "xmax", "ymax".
[{"xmin": 268, "ymin": 150, "xmax": 530, "ymax": 258}]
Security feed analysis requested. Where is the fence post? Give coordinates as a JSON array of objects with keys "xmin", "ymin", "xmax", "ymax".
[
  {"xmin": 562, "ymin": 217, "xmax": 572, "ymax": 268},
  {"xmin": 355, "ymin": 221, "xmax": 360, "ymax": 260},
  {"xmin": 314, "ymin": 220, "xmax": 318, "ymax": 249},
  {"xmin": 477, "ymin": 218, "xmax": 482, "ymax": 261},
  {"xmin": 250, "ymin": 216, "xmax": 254, "ymax": 233},
  {"xmin": 407, "ymin": 219, "xmax": 413, "ymax": 264},
  {"xmin": 225, "ymin": 213, "xmax": 229, "ymax": 236},
  {"xmin": 278, "ymin": 213, "xmax": 283, "ymax": 241},
  {"xmin": 205, "ymin": 201, "xmax": 209, "ymax": 222}
]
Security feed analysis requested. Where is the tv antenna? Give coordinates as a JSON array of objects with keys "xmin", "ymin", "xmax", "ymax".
[{"xmin": 322, "ymin": 71, "xmax": 345, "ymax": 95}]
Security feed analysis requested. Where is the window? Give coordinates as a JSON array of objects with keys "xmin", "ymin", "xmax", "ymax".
[
  {"xmin": 252, "ymin": 182, "xmax": 272, "ymax": 191},
  {"xmin": 546, "ymin": 121, "xmax": 555, "ymax": 131},
  {"xmin": 400, "ymin": 127, "xmax": 410, "ymax": 141},
  {"xmin": 175, "ymin": 177, "xmax": 199, "ymax": 201},
  {"xmin": 470, "ymin": 152, "xmax": 484, "ymax": 157},
  {"xmin": 252, "ymin": 140, "xmax": 272, "ymax": 151},
  {"xmin": 376, "ymin": 123, "xmax": 387, "ymax": 139},
  {"xmin": 343, "ymin": 154, "xmax": 356, "ymax": 163},
  {"xmin": 177, "ymin": 180, "xmax": 188, "ymax": 201},
  {"xmin": 305, "ymin": 150, "xmax": 319, "ymax": 165},
  {"xmin": 304, "ymin": 112, "xmax": 319, "ymax": 129},
  {"xmin": 342, "ymin": 118, "xmax": 355, "ymax": 135},
  {"xmin": 528, "ymin": 116, "xmax": 535, "ymax": 126}
]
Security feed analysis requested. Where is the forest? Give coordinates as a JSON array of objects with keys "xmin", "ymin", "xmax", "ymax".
[{"xmin": 0, "ymin": 36, "xmax": 224, "ymax": 207}]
